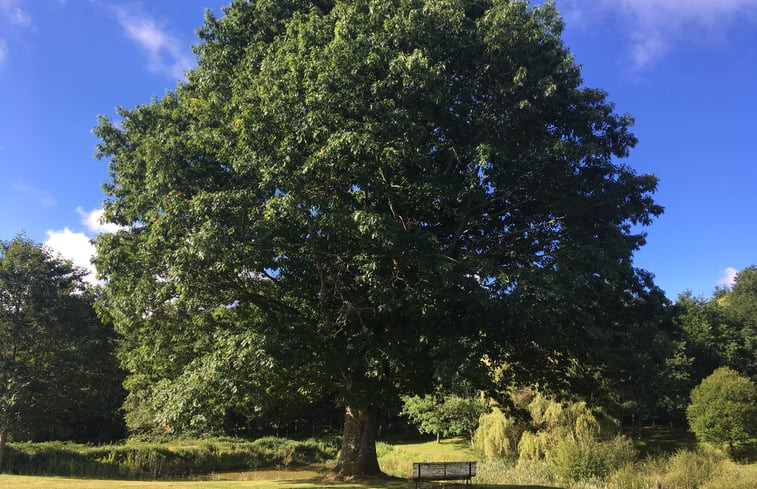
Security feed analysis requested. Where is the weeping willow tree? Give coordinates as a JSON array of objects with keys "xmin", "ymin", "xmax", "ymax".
[{"xmin": 473, "ymin": 390, "xmax": 620, "ymax": 463}]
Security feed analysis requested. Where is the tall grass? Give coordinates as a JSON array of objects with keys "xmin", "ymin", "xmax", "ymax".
[
  {"xmin": 475, "ymin": 447, "xmax": 752, "ymax": 489},
  {"xmin": 2, "ymin": 437, "xmax": 338, "ymax": 479}
]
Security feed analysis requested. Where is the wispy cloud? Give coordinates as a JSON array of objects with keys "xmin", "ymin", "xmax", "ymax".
[
  {"xmin": 13, "ymin": 181, "xmax": 57, "ymax": 207},
  {"xmin": 716, "ymin": 266, "xmax": 739, "ymax": 289},
  {"xmin": 110, "ymin": 4, "xmax": 194, "ymax": 79},
  {"xmin": 0, "ymin": 0, "xmax": 32, "ymax": 27},
  {"xmin": 0, "ymin": 0, "xmax": 35, "ymax": 66},
  {"xmin": 559, "ymin": 0, "xmax": 757, "ymax": 68}
]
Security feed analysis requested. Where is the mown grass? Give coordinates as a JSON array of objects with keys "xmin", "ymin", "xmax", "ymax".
[
  {"xmin": 0, "ymin": 474, "xmax": 410, "ymax": 489},
  {"xmin": 377, "ymin": 436, "xmax": 475, "ymax": 478}
]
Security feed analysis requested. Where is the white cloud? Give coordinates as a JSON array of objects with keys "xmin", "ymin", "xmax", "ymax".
[
  {"xmin": 558, "ymin": 0, "xmax": 757, "ymax": 68},
  {"xmin": 44, "ymin": 207, "xmax": 125, "ymax": 284},
  {"xmin": 716, "ymin": 266, "xmax": 739, "ymax": 289},
  {"xmin": 110, "ymin": 4, "xmax": 194, "ymax": 79},
  {"xmin": 77, "ymin": 206, "xmax": 125, "ymax": 234},
  {"xmin": 44, "ymin": 227, "xmax": 97, "ymax": 283},
  {"xmin": 0, "ymin": 39, "xmax": 7, "ymax": 64}
]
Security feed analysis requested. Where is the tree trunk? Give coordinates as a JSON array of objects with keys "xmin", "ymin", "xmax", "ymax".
[
  {"xmin": 334, "ymin": 405, "xmax": 381, "ymax": 477},
  {"xmin": 0, "ymin": 430, "xmax": 7, "ymax": 471}
]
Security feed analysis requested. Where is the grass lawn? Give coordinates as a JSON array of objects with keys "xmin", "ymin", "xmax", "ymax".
[
  {"xmin": 0, "ymin": 438, "xmax": 557, "ymax": 488},
  {"xmin": 632, "ymin": 425, "xmax": 697, "ymax": 457},
  {"xmin": 0, "ymin": 473, "xmax": 410, "ymax": 489},
  {"xmin": 377, "ymin": 437, "xmax": 476, "ymax": 478},
  {"xmin": 0, "ymin": 473, "xmax": 560, "ymax": 488}
]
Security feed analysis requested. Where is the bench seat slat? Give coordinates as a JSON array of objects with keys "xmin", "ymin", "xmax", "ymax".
[{"xmin": 412, "ymin": 461, "xmax": 476, "ymax": 483}]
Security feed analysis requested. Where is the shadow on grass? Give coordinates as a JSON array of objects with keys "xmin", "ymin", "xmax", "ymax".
[
  {"xmin": 633, "ymin": 425, "xmax": 696, "ymax": 457},
  {"xmin": 208, "ymin": 468, "xmax": 564, "ymax": 489}
]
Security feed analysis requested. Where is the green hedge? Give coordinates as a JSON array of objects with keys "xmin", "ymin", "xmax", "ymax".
[{"xmin": 1, "ymin": 437, "xmax": 338, "ymax": 479}]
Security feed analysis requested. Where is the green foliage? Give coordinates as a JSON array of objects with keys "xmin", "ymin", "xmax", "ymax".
[
  {"xmin": 471, "ymin": 389, "xmax": 637, "ymax": 483},
  {"xmin": 605, "ymin": 463, "xmax": 649, "ymax": 489},
  {"xmin": 673, "ymin": 265, "xmax": 757, "ymax": 415},
  {"xmin": 474, "ymin": 458, "xmax": 556, "ymax": 487},
  {"xmin": 701, "ymin": 461, "xmax": 757, "ymax": 489},
  {"xmin": 401, "ymin": 394, "xmax": 488, "ymax": 443},
  {"xmin": 686, "ymin": 367, "xmax": 757, "ymax": 450},
  {"xmin": 661, "ymin": 448, "xmax": 725, "ymax": 489},
  {"xmin": 0, "ymin": 235, "xmax": 125, "ymax": 455},
  {"xmin": 549, "ymin": 435, "xmax": 636, "ymax": 482},
  {"xmin": 474, "ymin": 407, "xmax": 523, "ymax": 459},
  {"xmin": 723, "ymin": 267, "xmax": 757, "ymax": 380},
  {"xmin": 94, "ymin": 0, "xmax": 662, "ymax": 473},
  {"xmin": 471, "ymin": 391, "xmax": 636, "ymax": 482},
  {"xmin": 516, "ymin": 391, "xmax": 619, "ymax": 464},
  {"xmin": 2, "ymin": 437, "xmax": 338, "ymax": 479}
]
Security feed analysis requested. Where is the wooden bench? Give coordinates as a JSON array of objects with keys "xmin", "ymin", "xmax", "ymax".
[{"xmin": 411, "ymin": 461, "xmax": 476, "ymax": 487}]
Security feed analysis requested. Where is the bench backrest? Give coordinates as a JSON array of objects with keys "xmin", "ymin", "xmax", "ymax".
[{"xmin": 412, "ymin": 461, "xmax": 476, "ymax": 479}]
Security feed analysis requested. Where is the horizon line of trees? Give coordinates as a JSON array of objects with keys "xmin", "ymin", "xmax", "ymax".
[{"xmin": 2, "ymin": 232, "xmax": 755, "ymax": 451}]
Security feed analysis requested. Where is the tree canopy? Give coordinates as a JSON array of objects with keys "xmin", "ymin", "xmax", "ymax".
[
  {"xmin": 94, "ymin": 0, "xmax": 662, "ymax": 475},
  {"xmin": 686, "ymin": 367, "xmax": 757, "ymax": 451},
  {"xmin": 0, "ymin": 235, "xmax": 124, "ymax": 468}
]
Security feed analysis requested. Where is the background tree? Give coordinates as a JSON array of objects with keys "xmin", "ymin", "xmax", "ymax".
[
  {"xmin": 686, "ymin": 367, "xmax": 757, "ymax": 453},
  {"xmin": 0, "ymin": 235, "xmax": 124, "ymax": 468},
  {"xmin": 95, "ymin": 0, "xmax": 661, "ymax": 476},
  {"xmin": 721, "ymin": 267, "xmax": 757, "ymax": 380},
  {"xmin": 671, "ymin": 265, "xmax": 757, "ymax": 407},
  {"xmin": 401, "ymin": 393, "xmax": 488, "ymax": 443}
]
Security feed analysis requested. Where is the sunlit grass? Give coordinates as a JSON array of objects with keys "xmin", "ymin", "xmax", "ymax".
[
  {"xmin": 377, "ymin": 436, "xmax": 474, "ymax": 478},
  {"xmin": 0, "ymin": 473, "xmax": 410, "ymax": 489}
]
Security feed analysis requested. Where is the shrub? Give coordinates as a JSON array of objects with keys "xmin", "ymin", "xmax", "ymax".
[
  {"xmin": 550, "ymin": 438, "xmax": 606, "ymax": 481},
  {"xmin": 661, "ymin": 449, "xmax": 724, "ymax": 489},
  {"xmin": 606, "ymin": 463, "xmax": 649, "ymax": 489},
  {"xmin": 686, "ymin": 367, "xmax": 757, "ymax": 452},
  {"xmin": 550, "ymin": 436, "xmax": 636, "ymax": 482},
  {"xmin": 1, "ymin": 437, "xmax": 338, "ymax": 479},
  {"xmin": 700, "ymin": 460, "xmax": 757, "ymax": 489}
]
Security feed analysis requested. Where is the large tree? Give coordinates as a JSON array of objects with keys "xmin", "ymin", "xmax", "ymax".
[
  {"xmin": 0, "ymin": 235, "xmax": 124, "ymax": 469},
  {"xmin": 94, "ymin": 0, "xmax": 662, "ymax": 476}
]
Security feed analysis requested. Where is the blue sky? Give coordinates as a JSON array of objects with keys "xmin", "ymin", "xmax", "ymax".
[{"xmin": 1, "ymin": 0, "xmax": 755, "ymax": 300}]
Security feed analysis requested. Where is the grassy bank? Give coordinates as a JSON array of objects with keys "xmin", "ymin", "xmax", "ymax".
[{"xmin": 2, "ymin": 437, "xmax": 338, "ymax": 479}]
